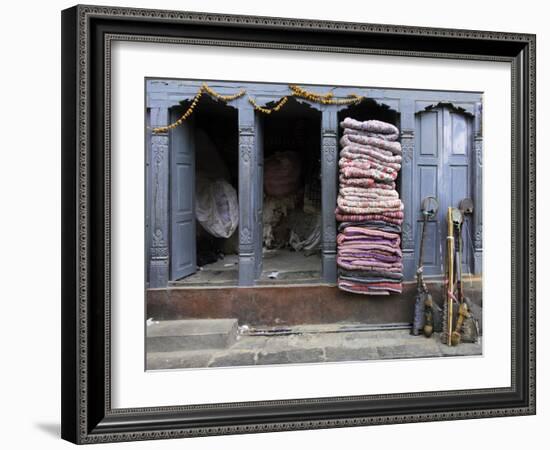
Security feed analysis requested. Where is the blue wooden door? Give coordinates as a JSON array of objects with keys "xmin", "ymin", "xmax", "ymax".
[
  {"xmin": 414, "ymin": 106, "xmax": 473, "ymax": 277},
  {"xmin": 443, "ymin": 107, "xmax": 473, "ymax": 274},
  {"xmin": 170, "ymin": 113, "xmax": 196, "ymax": 281}
]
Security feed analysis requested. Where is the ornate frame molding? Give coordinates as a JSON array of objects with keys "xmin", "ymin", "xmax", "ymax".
[{"xmin": 61, "ymin": 4, "xmax": 536, "ymax": 444}]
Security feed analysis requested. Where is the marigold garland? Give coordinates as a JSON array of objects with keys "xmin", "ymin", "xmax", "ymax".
[
  {"xmin": 152, "ymin": 83, "xmax": 365, "ymax": 133},
  {"xmin": 152, "ymin": 83, "xmax": 245, "ymax": 133},
  {"xmin": 202, "ymin": 83, "xmax": 246, "ymax": 102},
  {"xmin": 289, "ymin": 84, "xmax": 363, "ymax": 105},
  {"xmin": 248, "ymin": 96, "xmax": 289, "ymax": 114}
]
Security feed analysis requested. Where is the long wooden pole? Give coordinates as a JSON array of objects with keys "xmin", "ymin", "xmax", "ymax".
[{"xmin": 447, "ymin": 207, "xmax": 454, "ymax": 346}]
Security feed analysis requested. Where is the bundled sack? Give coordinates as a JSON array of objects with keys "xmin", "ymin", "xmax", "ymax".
[
  {"xmin": 264, "ymin": 151, "xmax": 302, "ymax": 197},
  {"xmin": 196, "ymin": 176, "xmax": 239, "ymax": 239}
]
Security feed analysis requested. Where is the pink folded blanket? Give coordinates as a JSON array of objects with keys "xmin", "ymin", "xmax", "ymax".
[
  {"xmin": 335, "ymin": 208, "xmax": 404, "ymax": 219},
  {"xmin": 339, "ymin": 157, "xmax": 401, "ymax": 174},
  {"xmin": 338, "ymin": 196, "xmax": 402, "ymax": 208},
  {"xmin": 340, "ymin": 148, "xmax": 402, "ymax": 167},
  {"xmin": 341, "ymin": 118, "xmax": 400, "ymax": 142},
  {"xmin": 340, "ymin": 134, "xmax": 402, "ymax": 155},
  {"xmin": 338, "ymin": 226, "xmax": 401, "ymax": 242},
  {"xmin": 339, "ymin": 187, "xmax": 398, "ymax": 198},
  {"xmin": 337, "ymin": 205, "xmax": 404, "ymax": 215},
  {"xmin": 334, "ymin": 208, "xmax": 404, "ymax": 225},
  {"xmin": 338, "ymin": 280, "xmax": 403, "ymax": 295},
  {"xmin": 339, "ymin": 177, "xmax": 396, "ymax": 190},
  {"xmin": 337, "ymin": 257, "xmax": 403, "ymax": 271},
  {"xmin": 340, "ymin": 166, "xmax": 398, "ymax": 182},
  {"xmin": 337, "ymin": 196, "xmax": 403, "ymax": 213},
  {"xmin": 338, "ymin": 241, "xmax": 402, "ymax": 255}
]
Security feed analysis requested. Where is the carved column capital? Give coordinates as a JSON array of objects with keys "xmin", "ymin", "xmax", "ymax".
[
  {"xmin": 322, "ymin": 133, "xmax": 338, "ymax": 165},
  {"xmin": 399, "ymin": 129, "xmax": 415, "ymax": 251},
  {"xmin": 474, "ymin": 137, "xmax": 483, "ymax": 167},
  {"xmin": 400, "ymin": 129, "xmax": 414, "ymax": 165},
  {"xmin": 239, "ymin": 136, "xmax": 254, "ymax": 165}
]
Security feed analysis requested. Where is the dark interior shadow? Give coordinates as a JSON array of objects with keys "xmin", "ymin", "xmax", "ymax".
[{"xmin": 35, "ymin": 422, "xmax": 60, "ymax": 438}]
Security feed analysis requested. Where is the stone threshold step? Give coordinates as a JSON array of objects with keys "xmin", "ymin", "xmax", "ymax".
[{"xmin": 147, "ymin": 319, "xmax": 238, "ymax": 353}]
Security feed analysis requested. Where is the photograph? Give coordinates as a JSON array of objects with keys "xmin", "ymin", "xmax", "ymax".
[
  {"xmin": 58, "ymin": 3, "xmax": 536, "ymax": 444},
  {"xmin": 145, "ymin": 79, "xmax": 483, "ymax": 370}
]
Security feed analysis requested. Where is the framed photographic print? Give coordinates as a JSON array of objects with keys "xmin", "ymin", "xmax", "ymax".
[{"xmin": 61, "ymin": 4, "xmax": 536, "ymax": 444}]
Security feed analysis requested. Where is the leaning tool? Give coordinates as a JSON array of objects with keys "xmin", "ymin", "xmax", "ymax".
[
  {"xmin": 411, "ymin": 196, "xmax": 439, "ymax": 336},
  {"xmin": 455, "ymin": 198, "xmax": 480, "ymax": 344},
  {"xmin": 443, "ymin": 207, "xmax": 456, "ymax": 346},
  {"xmin": 451, "ymin": 302, "xmax": 470, "ymax": 346},
  {"xmin": 451, "ymin": 207, "xmax": 464, "ymax": 304}
]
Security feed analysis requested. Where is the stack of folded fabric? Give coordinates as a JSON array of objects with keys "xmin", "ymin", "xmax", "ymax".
[{"xmin": 336, "ymin": 118, "xmax": 404, "ymax": 295}]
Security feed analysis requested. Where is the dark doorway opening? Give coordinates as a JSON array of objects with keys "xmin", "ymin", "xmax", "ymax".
[{"xmin": 259, "ymin": 98, "xmax": 323, "ymax": 285}]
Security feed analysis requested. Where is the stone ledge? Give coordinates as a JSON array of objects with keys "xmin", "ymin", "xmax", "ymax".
[{"xmin": 146, "ymin": 329, "xmax": 482, "ymax": 370}]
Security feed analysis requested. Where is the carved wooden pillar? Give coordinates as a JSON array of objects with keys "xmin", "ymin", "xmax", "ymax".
[
  {"xmin": 321, "ymin": 108, "xmax": 338, "ymax": 284},
  {"xmin": 473, "ymin": 101, "xmax": 483, "ymax": 274},
  {"xmin": 148, "ymin": 107, "xmax": 170, "ymax": 288},
  {"xmin": 399, "ymin": 99, "xmax": 416, "ymax": 280},
  {"xmin": 238, "ymin": 105, "xmax": 257, "ymax": 286}
]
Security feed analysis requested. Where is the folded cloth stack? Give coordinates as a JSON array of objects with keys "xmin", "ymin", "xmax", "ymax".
[{"xmin": 336, "ymin": 118, "xmax": 404, "ymax": 295}]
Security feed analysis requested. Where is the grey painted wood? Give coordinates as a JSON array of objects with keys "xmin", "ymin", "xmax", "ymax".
[
  {"xmin": 148, "ymin": 107, "xmax": 170, "ymax": 288},
  {"xmin": 146, "ymin": 79, "xmax": 483, "ymax": 111},
  {"xmin": 444, "ymin": 107, "xmax": 474, "ymax": 273},
  {"xmin": 414, "ymin": 109, "xmax": 443, "ymax": 277},
  {"xmin": 399, "ymin": 98, "xmax": 416, "ymax": 280},
  {"xmin": 169, "ymin": 113, "xmax": 196, "ymax": 281},
  {"xmin": 321, "ymin": 108, "xmax": 338, "ymax": 284},
  {"xmin": 238, "ymin": 105, "xmax": 257, "ymax": 286},
  {"xmin": 413, "ymin": 105, "xmax": 475, "ymax": 277},
  {"xmin": 473, "ymin": 102, "xmax": 483, "ymax": 274},
  {"xmin": 145, "ymin": 110, "xmax": 151, "ymax": 286},
  {"xmin": 254, "ymin": 112, "xmax": 264, "ymax": 279}
]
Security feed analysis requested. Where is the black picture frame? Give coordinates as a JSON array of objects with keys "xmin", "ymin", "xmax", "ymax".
[{"xmin": 61, "ymin": 4, "xmax": 536, "ymax": 444}]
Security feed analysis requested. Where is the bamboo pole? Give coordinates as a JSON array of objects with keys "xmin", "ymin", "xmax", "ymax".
[{"xmin": 446, "ymin": 207, "xmax": 454, "ymax": 346}]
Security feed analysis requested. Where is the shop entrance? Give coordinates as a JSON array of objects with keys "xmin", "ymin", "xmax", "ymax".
[
  {"xmin": 169, "ymin": 97, "xmax": 239, "ymax": 286},
  {"xmin": 258, "ymin": 98, "xmax": 323, "ymax": 285}
]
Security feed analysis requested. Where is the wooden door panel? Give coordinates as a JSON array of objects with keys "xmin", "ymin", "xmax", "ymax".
[
  {"xmin": 414, "ymin": 107, "xmax": 474, "ymax": 276},
  {"xmin": 170, "ymin": 114, "xmax": 196, "ymax": 281},
  {"xmin": 415, "ymin": 109, "xmax": 442, "ymax": 276}
]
